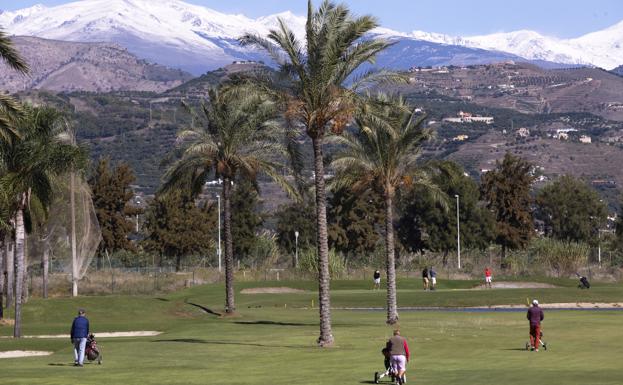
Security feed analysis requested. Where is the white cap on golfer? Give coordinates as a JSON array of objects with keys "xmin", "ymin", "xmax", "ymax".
[{"xmin": 532, "ymin": 299, "xmax": 539, "ymax": 306}]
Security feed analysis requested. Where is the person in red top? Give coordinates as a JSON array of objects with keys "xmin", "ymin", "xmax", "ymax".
[
  {"xmin": 386, "ymin": 330, "xmax": 410, "ymax": 385},
  {"xmin": 484, "ymin": 267, "xmax": 493, "ymax": 289},
  {"xmin": 527, "ymin": 299, "xmax": 544, "ymax": 351}
]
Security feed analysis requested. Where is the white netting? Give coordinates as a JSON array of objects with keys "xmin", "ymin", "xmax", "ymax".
[{"xmin": 30, "ymin": 173, "xmax": 101, "ymax": 284}]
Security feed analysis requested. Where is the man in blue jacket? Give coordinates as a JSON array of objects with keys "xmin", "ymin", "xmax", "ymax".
[{"xmin": 70, "ymin": 309, "xmax": 89, "ymax": 366}]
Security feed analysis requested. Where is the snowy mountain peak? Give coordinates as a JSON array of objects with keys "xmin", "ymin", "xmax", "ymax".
[{"xmin": 1, "ymin": 0, "xmax": 622, "ymax": 72}]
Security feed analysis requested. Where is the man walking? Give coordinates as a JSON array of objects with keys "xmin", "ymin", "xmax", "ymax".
[
  {"xmin": 484, "ymin": 267, "xmax": 493, "ymax": 289},
  {"xmin": 373, "ymin": 270, "xmax": 381, "ymax": 290},
  {"xmin": 527, "ymin": 299, "xmax": 544, "ymax": 351},
  {"xmin": 429, "ymin": 267, "xmax": 437, "ymax": 290},
  {"xmin": 422, "ymin": 267, "xmax": 429, "ymax": 290},
  {"xmin": 386, "ymin": 330, "xmax": 410, "ymax": 385},
  {"xmin": 70, "ymin": 309, "xmax": 90, "ymax": 366}
]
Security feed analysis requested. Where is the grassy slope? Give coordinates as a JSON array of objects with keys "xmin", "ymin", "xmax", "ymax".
[{"xmin": 0, "ymin": 279, "xmax": 622, "ymax": 384}]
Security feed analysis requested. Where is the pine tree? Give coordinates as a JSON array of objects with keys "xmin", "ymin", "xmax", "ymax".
[
  {"xmin": 142, "ymin": 191, "xmax": 216, "ymax": 271},
  {"xmin": 481, "ymin": 153, "xmax": 535, "ymax": 265},
  {"xmin": 231, "ymin": 180, "xmax": 263, "ymax": 264},
  {"xmin": 89, "ymin": 159, "xmax": 141, "ymax": 266}
]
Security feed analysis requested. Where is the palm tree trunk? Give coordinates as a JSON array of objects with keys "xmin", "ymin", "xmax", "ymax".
[
  {"xmin": 22, "ymin": 237, "xmax": 28, "ymax": 303},
  {"xmin": 42, "ymin": 238, "xmax": 49, "ymax": 299},
  {"xmin": 311, "ymin": 136, "xmax": 333, "ymax": 346},
  {"xmin": 14, "ymin": 204, "xmax": 26, "ymax": 338},
  {"xmin": 6, "ymin": 233, "xmax": 14, "ymax": 309},
  {"xmin": 222, "ymin": 177, "xmax": 235, "ymax": 314},
  {"xmin": 70, "ymin": 171, "xmax": 78, "ymax": 297},
  {"xmin": 0, "ymin": 236, "xmax": 4, "ymax": 319},
  {"xmin": 384, "ymin": 190, "xmax": 398, "ymax": 324}
]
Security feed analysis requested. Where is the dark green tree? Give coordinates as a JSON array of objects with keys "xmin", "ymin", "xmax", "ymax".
[
  {"xmin": 142, "ymin": 191, "xmax": 216, "ymax": 271},
  {"xmin": 615, "ymin": 201, "xmax": 623, "ymax": 261},
  {"xmin": 89, "ymin": 158, "xmax": 141, "ymax": 265},
  {"xmin": 231, "ymin": 179, "xmax": 263, "ymax": 263},
  {"xmin": 536, "ymin": 175, "xmax": 607, "ymax": 245},
  {"xmin": 328, "ymin": 187, "xmax": 383, "ymax": 260},
  {"xmin": 274, "ymin": 199, "xmax": 316, "ymax": 264},
  {"xmin": 481, "ymin": 153, "xmax": 535, "ymax": 264},
  {"xmin": 398, "ymin": 161, "xmax": 495, "ymax": 265}
]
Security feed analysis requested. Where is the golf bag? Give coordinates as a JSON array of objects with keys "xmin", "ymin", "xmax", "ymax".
[
  {"xmin": 579, "ymin": 276, "xmax": 590, "ymax": 289},
  {"xmin": 85, "ymin": 334, "xmax": 102, "ymax": 364}
]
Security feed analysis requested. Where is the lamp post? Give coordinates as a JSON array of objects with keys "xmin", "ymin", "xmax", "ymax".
[
  {"xmin": 216, "ymin": 194, "xmax": 222, "ymax": 273},
  {"xmin": 294, "ymin": 231, "xmax": 299, "ymax": 268},
  {"xmin": 455, "ymin": 194, "xmax": 461, "ymax": 269}
]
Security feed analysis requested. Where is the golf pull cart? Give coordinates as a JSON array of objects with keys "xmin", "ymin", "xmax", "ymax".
[
  {"xmin": 525, "ymin": 331, "xmax": 548, "ymax": 351},
  {"xmin": 86, "ymin": 334, "xmax": 102, "ymax": 364}
]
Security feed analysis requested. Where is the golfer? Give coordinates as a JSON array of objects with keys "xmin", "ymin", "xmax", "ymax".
[
  {"xmin": 527, "ymin": 299, "xmax": 544, "ymax": 351},
  {"xmin": 373, "ymin": 270, "xmax": 381, "ymax": 290},
  {"xmin": 386, "ymin": 330, "xmax": 410, "ymax": 385},
  {"xmin": 484, "ymin": 267, "xmax": 492, "ymax": 289},
  {"xmin": 70, "ymin": 309, "xmax": 90, "ymax": 366},
  {"xmin": 429, "ymin": 267, "xmax": 437, "ymax": 290},
  {"xmin": 422, "ymin": 267, "xmax": 429, "ymax": 290}
]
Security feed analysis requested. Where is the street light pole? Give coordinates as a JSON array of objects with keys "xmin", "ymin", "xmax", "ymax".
[
  {"xmin": 455, "ymin": 194, "xmax": 461, "ymax": 269},
  {"xmin": 216, "ymin": 194, "xmax": 222, "ymax": 273},
  {"xmin": 294, "ymin": 231, "xmax": 299, "ymax": 268}
]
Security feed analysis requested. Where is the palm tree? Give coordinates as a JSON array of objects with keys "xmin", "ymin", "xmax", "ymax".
[
  {"xmin": 0, "ymin": 27, "xmax": 28, "ymax": 316},
  {"xmin": 0, "ymin": 28, "xmax": 28, "ymax": 141},
  {"xmin": 330, "ymin": 93, "xmax": 442, "ymax": 324},
  {"xmin": 240, "ymin": 0, "xmax": 401, "ymax": 346},
  {"xmin": 0, "ymin": 105, "xmax": 84, "ymax": 337},
  {"xmin": 162, "ymin": 86, "xmax": 296, "ymax": 314}
]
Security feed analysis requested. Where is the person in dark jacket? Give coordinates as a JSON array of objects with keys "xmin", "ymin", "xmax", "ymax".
[
  {"xmin": 373, "ymin": 270, "xmax": 381, "ymax": 290},
  {"xmin": 422, "ymin": 267, "xmax": 429, "ymax": 290},
  {"xmin": 527, "ymin": 300, "xmax": 544, "ymax": 351},
  {"xmin": 70, "ymin": 309, "xmax": 90, "ymax": 366}
]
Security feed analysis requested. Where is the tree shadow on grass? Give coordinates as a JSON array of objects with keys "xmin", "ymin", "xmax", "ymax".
[
  {"xmin": 153, "ymin": 339, "xmax": 311, "ymax": 349},
  {"xmin": 233, "ymin": 320, "xmax": 312, "ymax": 327},
  {"xmin": 184, "ymin": 300, "xmax": 222, "ymax": 316}
]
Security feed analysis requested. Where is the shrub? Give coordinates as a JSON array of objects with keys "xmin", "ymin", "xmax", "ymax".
[
  {"xmin": 530, "ymin": 238, "xmax": 589, "ymax": 277},
  {"xmin": 297, "ymin": 248, "xmax": 346, "ymax": 279}
]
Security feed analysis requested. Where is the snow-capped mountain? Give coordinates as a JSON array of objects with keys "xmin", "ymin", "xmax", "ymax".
[
  {"xmin": 1, "ymin": 0, "xmax": 621, "ymax": 74},
  {"xmin": 0, "ymin": 0, "xmax": 307, "ymax": 74},
  {"xmin": 455, "ymin": 22, "xmax": 623, "ymax": 70}
]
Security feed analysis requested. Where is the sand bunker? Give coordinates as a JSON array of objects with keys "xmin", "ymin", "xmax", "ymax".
[
  {"xmin": 0, "ymin": 331, "xmax": 162, "ymax": 339},
  {"xmin": 241, "ymin": 287, "xmax": 309, "ymax": 294},
  {"xmin": 0, "ymin": 351, "xmax": 52, "ymax": 359},
  {"xmin": 475, "ymin": 281, "xmax": 558, "ymax": 289}
]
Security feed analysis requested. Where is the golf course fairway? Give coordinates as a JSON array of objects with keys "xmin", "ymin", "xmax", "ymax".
[{"xmin": 1, "ymin": 278, "xmax": 621, "ymax": 385}]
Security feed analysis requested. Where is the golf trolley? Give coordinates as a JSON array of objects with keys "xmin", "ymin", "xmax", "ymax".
[
  {"xmin": 374, "ymin": 348, "xmax": 406, "ymax": 384},
  {"xmin": 86, "ymin": 334, "xmax": 102, "ymax": 364},
  {"xmin": 525, "ymin": 331, "xmax": 547, "ymax": 351}
]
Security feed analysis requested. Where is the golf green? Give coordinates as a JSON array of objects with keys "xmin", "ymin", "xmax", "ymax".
[{"xmin": 1, "ymin": 279, "xmax": 621, "ymax": 384}]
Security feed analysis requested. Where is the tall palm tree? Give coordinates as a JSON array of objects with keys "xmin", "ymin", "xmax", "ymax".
[
  {"xmin": 0, "ymin": 28, "xmax": 28, "ymax": 141},
  {"xmin": 162, "ymin": 86, "xmax": 296, "ymax": 314},
  {"xmin": 0, "ymin": 105, "xmax": 84, "ymax": 337},
  {"xmin": 330, "ymin": 93, "xmax": 442, "ymax": 324},
  {"xmin": 240, "ymin": 0, "xmax": 401, "ymax": 346}
]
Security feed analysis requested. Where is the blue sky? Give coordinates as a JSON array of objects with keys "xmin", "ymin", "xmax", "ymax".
[{"xmin": 2, "ymin": 0, "xmax": 622, "ymax": 37}]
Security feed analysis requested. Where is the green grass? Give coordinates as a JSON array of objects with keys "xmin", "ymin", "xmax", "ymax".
[{"xmin": 1, "ymin": 279, "xmax": 622, "ymax": 384}]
